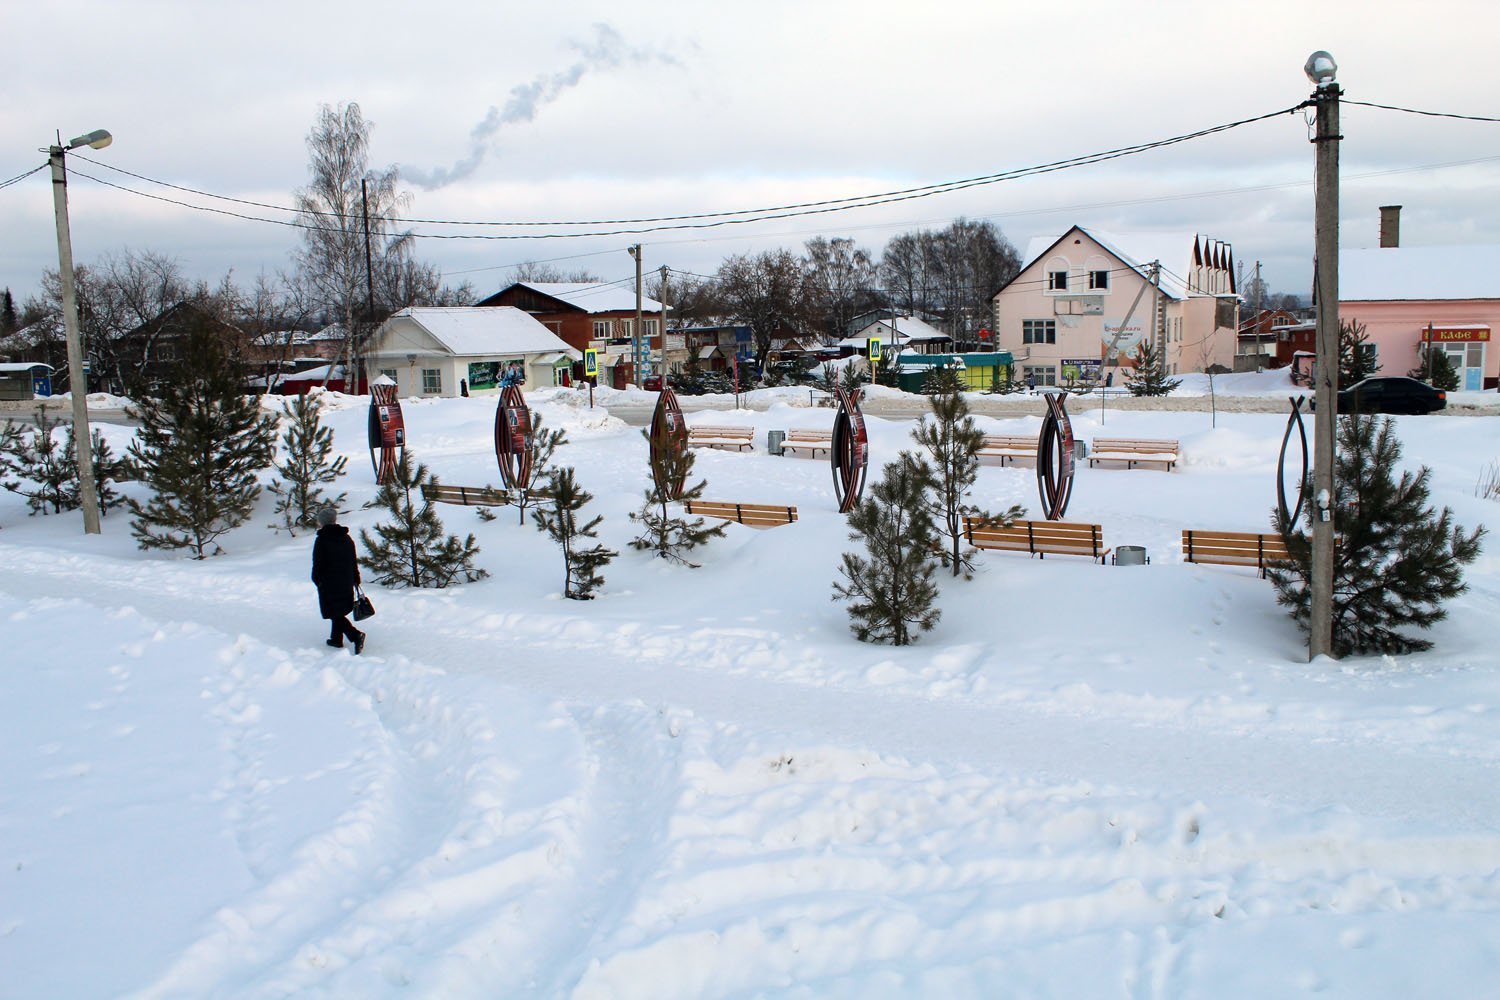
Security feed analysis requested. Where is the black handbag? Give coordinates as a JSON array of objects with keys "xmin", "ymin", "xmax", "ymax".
[{"xmin": 353, "ymin": 586, "xmax": 375, "ymax": 622}]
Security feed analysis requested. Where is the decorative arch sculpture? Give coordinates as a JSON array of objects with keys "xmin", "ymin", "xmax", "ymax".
[
  {"xmin": 494, "ymin": 383, "xmax": 534, "ymax": 490},
  {"xmin": 1277, "ymin": 395, "xmax": 1310, "ymax": 526},
  {"xmin": 367, "ymin": 379, "xmax": 406, "ymax": 484},
  {"xmin": 831, "ymin": 385, "xmax": 870, "ymax": 513},
  {"xmin": 1036, "ymin": 391, "xmax": 1076, "ymax": 520},
  {"xmin": 648, "ymin": 386, "xmax": 689, "ymax": 500}
]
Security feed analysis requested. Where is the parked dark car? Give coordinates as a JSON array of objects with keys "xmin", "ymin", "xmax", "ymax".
[{"xmin": 1311, "ymin": 376, "xmax": 1446, "ymax": 415}]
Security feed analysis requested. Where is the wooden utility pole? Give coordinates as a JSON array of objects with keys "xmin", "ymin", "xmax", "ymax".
[{"xmin": 628, "ymin": 245, "xmax": 644, "ymax": 386}]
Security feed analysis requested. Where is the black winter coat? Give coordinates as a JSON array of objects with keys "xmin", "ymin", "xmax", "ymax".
[{"xmin": 311, "ymin": 524, "xmax": 360, "ymax": 619}]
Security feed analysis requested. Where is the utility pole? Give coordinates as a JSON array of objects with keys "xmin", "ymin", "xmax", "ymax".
[
  {"xmin": 1253, "ymin": 260, "xmax": 1264, "ymax": 364},
  {"xmin": 659, "ymin": 264, "xmax": 670, "ymax": 382},
  {"xmin": 1307, "ymin": 50, "xmax": 1341, "ymax": 660},
  {"xmin": 49, "ymin": 129, "xmax": 112, "ymax": 535},
  {"xmin": 627, "ymin": 245, "xmax": 644, "ymax": 386}
]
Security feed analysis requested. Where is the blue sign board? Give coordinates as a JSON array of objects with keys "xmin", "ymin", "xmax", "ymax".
[{"xmin": 32, "ymin": 375, "xmax": 51, "ymax": 397}]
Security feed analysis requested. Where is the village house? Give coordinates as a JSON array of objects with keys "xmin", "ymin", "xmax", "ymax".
[
  {"xmin": 991, "ymin": 226, "xmax": 1239, "ymax": 387},
  {"xmin": 1237, "ymin": 308, "xmax": 1315, "ymax": 373},
  {"xmin": 1338, "ymin": 206, "xmax": 1499, "ymax": 391},
  {"xmin": 361, "ymin": 306, "xmax": 579, "ymax": 399},
  {"xmin": 838, "ymin": 315, "xmax": 953, "ymax": 357},
  {"xmin": 476, "ymin": 281, "xmax": 666, "ymax": 389}
]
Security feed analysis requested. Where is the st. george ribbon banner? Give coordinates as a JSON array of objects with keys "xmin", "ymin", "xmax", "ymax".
[
  {"xmin": 649, "ymin": 385, "xmax": 689, "ymax": 500},
  {"xmin": 367, "ymin": 381, "xmax": 406, "ymax": 485},
  {"xmin": 831, "ymin": 385, "xmax": 870, "ymax": 514},
  {"xmin": 1036, "ymin": 391, "xmax": 1076, "ymax": 520},
  {"xmin": 494, "ymin": 384, "xmax": 533, "ymax": 490}
]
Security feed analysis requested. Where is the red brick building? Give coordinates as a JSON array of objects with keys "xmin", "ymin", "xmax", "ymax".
[{"xmin": 478, "ymin": 281, "xmax": 665, "ymax": 388}]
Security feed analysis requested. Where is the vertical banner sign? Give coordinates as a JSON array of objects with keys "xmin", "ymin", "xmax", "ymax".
[
  {"xmin": 367, "ymin": 381, "xmax": 406, "ymax": 484},
  {"xmin": 1036, "ymin": 391, "xmax": 1076, "ymax": 520},
  {"xmin": 1278, "ymin": 395, "xmax": 1310, "ymax": 527},
  {"xmin": 649, "ymin": 386, "xmax": 689, "ymax": 499},
  {"xmin": 583, "ymin": 348, "xmax": 598, "ymax": 379},
  {"xmin": 831, "ymin": 385, "xmax": 870, "ymax": 514},
  {"xmin": 494, "ymin": 383, "xmax": 534, "ymax": 490}
]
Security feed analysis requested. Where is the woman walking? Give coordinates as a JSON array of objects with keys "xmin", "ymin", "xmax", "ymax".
[{"xmin": 311, "ymin": 506, "xmax": 366, "ymax": 654}]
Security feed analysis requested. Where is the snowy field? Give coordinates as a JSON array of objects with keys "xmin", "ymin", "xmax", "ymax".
[{"xmin": 3, "ymin": 377, "xmax": 1499, "ymax": 998}]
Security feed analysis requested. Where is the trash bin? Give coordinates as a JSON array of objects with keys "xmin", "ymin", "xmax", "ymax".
[
  {"xmin": 1073, "ymin": 439, "xmax": 1089, "ymax": 460},
  {"xmin": 767, "ymin": 429, "xmax": 787, "ymax": 456},
  {"xmin": 1114, "ymin": 545, "xmax": 1148, "ymax": 566}
]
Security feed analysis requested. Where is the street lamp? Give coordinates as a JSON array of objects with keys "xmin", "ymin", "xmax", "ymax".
[
  {"xmin": 49, "ymin": 128, "xmax": 113, "ymax": 535},
  {"xmin": 1305, "ymin": 52, "xmax": 1340, "ymax": 659}
]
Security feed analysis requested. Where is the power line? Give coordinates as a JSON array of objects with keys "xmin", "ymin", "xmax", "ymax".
[
  {"xmin": 0, "ymin": 164, "xmax": 46, "ymax": 191},
  {"xmin": 67, "ymin": 105, "xmax": 1305, "ymax": 240},
  {"xmin": 1345, "ymin": 100, "xmax": 1500, "ymax": 124}
]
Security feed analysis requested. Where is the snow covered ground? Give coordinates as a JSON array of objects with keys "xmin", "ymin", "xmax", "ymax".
[{"xmin": 3, "ymin": 376, "xmax": 1498, "ymax": 998}]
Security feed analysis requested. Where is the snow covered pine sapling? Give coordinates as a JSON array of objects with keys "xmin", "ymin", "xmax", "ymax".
[
  {"xmin": 628, "ymin": 423, "xmax": 724, "ymax": 566},
  {"xmin": 360, "ymin": 449, "xmax": 488, "ymax": 588},
  {"xmin": 911, "ymin": 386, "xmax": 1023, "ymax": 579},
  {"xmin": 533, "ymin": 466, "xmax": 616, "ymax": 600},
  {"xmin": 1124, "ymin": 338, "xmax": 1181, "ymax": 397},
  {"xmin": 127, "ymin": 326, "xmax": 277, "ymax": 558},
  {"xmin": 832, "ymin": 452, "xmax": 943, "ymax": 645},
  {"xmin": 267, "ymin": 392, "xmax": 348, "ymax": 534},
  {"xmin": 1269, "ymin": 413, "xmax": 1484, "ymax": 655},
  {"xmin": 509, "ymin": 415, "xmax": 568, "ymax": 526}
]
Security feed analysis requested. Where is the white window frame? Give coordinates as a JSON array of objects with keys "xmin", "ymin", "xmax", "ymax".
[
  {"xmin": 592, "ymin": 320, "xmax": 611, "ymax": 339},
  {"xmin": 1088, "ymin": 270, "xmax": 1110, "ymax": 290},
  {"xmin": 421, "ymin": 368, "xmax": 442, "ymax": 394},
  {"xmin": 1023, "ymin": 365, "xmax": 1057, "ymax": 387}
]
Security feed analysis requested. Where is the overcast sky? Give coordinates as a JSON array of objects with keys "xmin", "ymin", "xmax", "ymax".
[{"xmin": 4, "ymin": 0, "xmax": 1498, "ymax": 310}]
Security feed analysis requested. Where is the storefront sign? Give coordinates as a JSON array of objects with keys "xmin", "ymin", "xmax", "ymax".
[{"xmin": 1423, "ymin": 327, "xmax": 1490, "ymax": 342}]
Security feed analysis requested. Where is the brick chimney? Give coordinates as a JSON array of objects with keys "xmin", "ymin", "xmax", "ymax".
[{"xmin": 1379, "ymin": 205, "xmax": 1402, "ymax": 248}]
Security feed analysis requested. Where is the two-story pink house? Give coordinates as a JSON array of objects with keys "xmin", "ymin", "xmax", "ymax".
[
  {"xmin": 1340, "ymin": 209, "xmax": 1499, "ymax": 390},
  {"xmin": 991, "ymin": 226, "xmax": 1239, "ymax": 386}
]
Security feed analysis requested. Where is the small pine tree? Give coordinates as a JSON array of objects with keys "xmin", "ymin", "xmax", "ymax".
[
  {"xmin": 832, "ymin": 453, "xmax": 942, "ymax": 645},
  {"xmin": 533, "ymin": 466, "xmax": 616, "ymax": 600},
  {"xmin": 1338, "ymin": 318, "xmax": 1377, "ymax": 385},
  {"xmin": 514, "ymin": 415, "xmax": 568, "ymax": 526},
  {"xmin": 920, "ymin": 364, "xmax": 964, "ymax": 396},
  {"xmin": 1124, "ymin": 339, "xmax": 1182, "ymax": 397},
  {"xmin": 63, "ymin": 424, "xmax": 127, "ymax": 517},
  {"xmin": 1, "ymin": 408, "xmax": 74, "ymax": 514},
  {"xmin": 1408, "ymin": 345, "xmax": 1460, "ymax": 392},
  {"xmin": 911, "ymin": 389, "xmax": 1024, "ymax": 578},
  {"xmin": 628, "ymin": 426, "xmax": 725, "ymax": 565},
  {"xmin": 1, "ymin": 289, "xmax": 16, "ymax": 335},
  {"xmin": 1269, "ymin": 414, "xmax": 1484, "ymax": 655},
  {"xmin": 127, "ymin": 327, "xmax": 277, "ymax": 558},
  {"xmin": 360, "ymin": 450, "xmax": 488, "ymax": 588},
  {"xmin": 267, "ymin": 393, "xmax": 348, "ymax": 534},
  {"xmin": 838, "ymin": 361, "xmax": 868, "ymax": 396}
]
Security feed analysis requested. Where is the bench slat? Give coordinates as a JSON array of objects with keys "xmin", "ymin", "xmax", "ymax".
[
  {"xmin": 962, "ymin": 517, "xmax": 1107, "ymax": 563},
  {"xmin": 685, "ymin": 499, "xmax": 798, "ymax": 527},
  {"xmin": 421, "ymin": 484, "xmax": 512, "ymax": 506},
  {"xmin": 1182, "ymin": 529, "xmax": 1292, "ymax": 577}
]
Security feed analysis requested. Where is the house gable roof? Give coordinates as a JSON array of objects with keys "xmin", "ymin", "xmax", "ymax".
[
  {"xmin": 477, "ymin": 281, "xmax": 665, "ymax": 314},
  {"xmin": 1341, "ymin": 245, "xmax": 1500, "ymax": 301},
  {"xmin": 381, "ymin": 307, "xmax": 580, "ymax": 358}
]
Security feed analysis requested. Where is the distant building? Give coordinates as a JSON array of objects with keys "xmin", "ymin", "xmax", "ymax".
[
  {"xmin": 363, "ymin": 307, "xmax": 579, "ymax": 398},
  {"xmin": 992, "ymin": 226, "xmax": 1239, "ymax": 387},
  {"xmin": 1339, "ymin": 207, "xmax": 1499, "ymax": 390},
  {"xmin": 1237, "ymin": 308, "xmax": 1315, "ymax": 371},
  {"xmin": 477, "ymin": 281, "xmax": 666, "ymax": 388},
  {"xmin": 839, "ymin": 315, "xmax": 952, "ymax": 356}
]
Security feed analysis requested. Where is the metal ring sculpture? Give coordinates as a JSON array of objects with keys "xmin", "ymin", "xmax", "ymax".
[
  {"xmin": 1277, "ymin": 394, "xmax": 1310, "ymax": 526},
  {"xmin": 649, "ymin": 386, "xmax": 689, "ymax": 500},
  {"xmin": 494, "ymin": 383, "xmax": 534, "ymax": 490},
  {"xmin": 831, "ymin": 385, "xmax": 870, "ymax": 513},
  {"xmin": 1036, "ymin": 391, "xmax": 1076, "ymax": 520},
  {"xmin": 367, "ymin": 381, "xmax": 406, "ymax": 485}
]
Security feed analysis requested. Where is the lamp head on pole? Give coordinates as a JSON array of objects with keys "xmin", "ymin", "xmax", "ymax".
[
  {"xmin": 66, "ymin": 129, "xmax": 113, "ymax": 151},
  {"xmin": 1304, "ymin": 51, "xmax": 1338, "ymax": 89}
]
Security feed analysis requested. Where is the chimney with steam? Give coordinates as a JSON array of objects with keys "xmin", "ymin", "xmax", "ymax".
[{"xmin": 1379, "ymin": 205, "xmax": 1402, "ymax": 248}]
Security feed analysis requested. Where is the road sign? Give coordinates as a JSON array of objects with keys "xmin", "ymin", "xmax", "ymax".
[
  {"xmin": 867, "ymin": 337, "xmax": 882, "ymax": 361},
  {"xmin": 583, "ymin": 348, "xmax": 598, "ymax": 377}
]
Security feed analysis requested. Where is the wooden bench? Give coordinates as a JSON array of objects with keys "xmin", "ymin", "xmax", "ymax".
[
  {"xmin": 1088, "ymin": 437, "xmax": 1180, "ymax": 470},
  {"xmin": 688, "ymin": 425, "xmax": 755, "ymax": 451},
  {"xmin": 421, "ymin": 484, "xmax": 512, "ymax": 507},
  {"xmin": 782, "ymin": 429, "xmax": 832, "ymax": 456},
  {"xmin": 1182, "ymin": 529, "xmax": 1293, "ymax": 577},
  {"xmin": 962, "ymin": 516, "xmax": 1110, "ymax": 563},
  {"xmin": 684, "ymin": 500, "xmax": 798, "ymax": 528},
  {"xmin": 976, "ymin": 434, "xmax": 1039, "ymax": 466}
]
